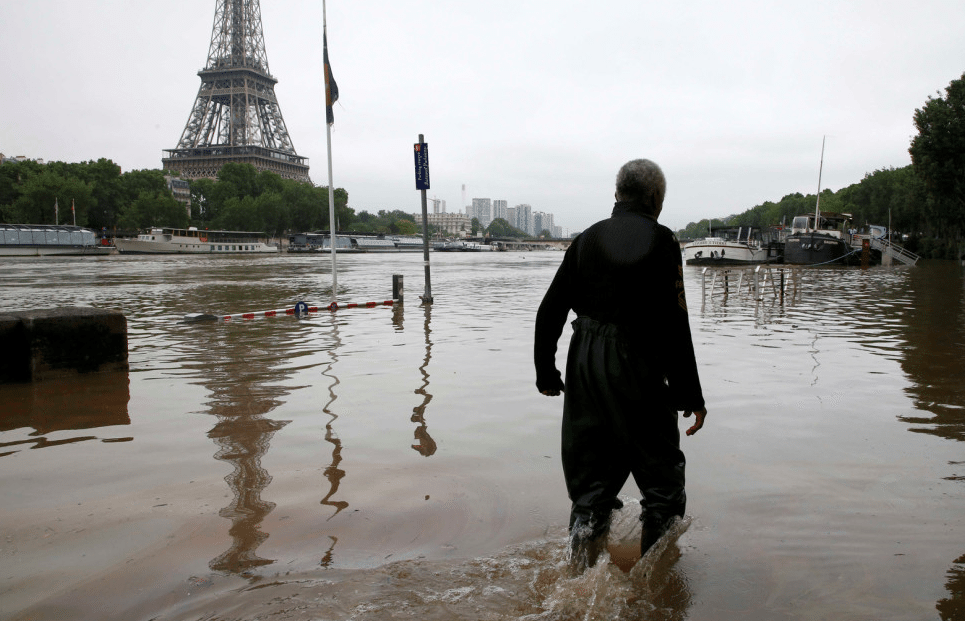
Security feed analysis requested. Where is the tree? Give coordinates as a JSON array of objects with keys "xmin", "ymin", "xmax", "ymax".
[
  {"xmin": 395, "ymin": 219, "xmax": 418, "ymax": 235},
  {"xmin": 256, "ymin": 192, "xmax": 288, "ymax": 237},
  {"xmin": 11, "ymin": 170, "xmax": 94, "ymax": 225},
  {"xmin": 189, "ymin": 178, "xmax": 216, "ymax": 223},
  {"xmin": 81, "ymin": 159, "xmax": 124, "ymax": 230},
  {"xmin": 120, "ymin": 169, "xmax": 169, "ymax": 202},
  {"xmin": 216, "ymin": 196, "xmax": 261, "ymax": 231},
  {"xmin": 909, "ymin": 71, "xmax": 965, "ymax": 237},
  {"xmin": 217, "ymin": 162, "xmax": 259, "ymax": 198},
  {"xmin": 486, "ymin": 217, "xmax": 526, "ymax": 237},
  {"xmin": 118, "ymin": 190, "xmax": 186, "ymax": 229}
]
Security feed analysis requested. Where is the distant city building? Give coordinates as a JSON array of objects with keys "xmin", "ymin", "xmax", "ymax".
[
  {"xmin": 469, "ymin": 198, "xmax": 492, "ymax": 227},
  {"xmin": 534, "ymin": 211, "xmax": 555, "ymax": 236},
  {"xmin": 514, "ymin": 204, "xmax": 533, "ymax": 235},
  {"xmin": 429, "ymin": 197, "xmax": 446, "ymax": 214},
  {"xmin": 493, "ymin": 199, "xmax": 508, "ymax": 222},
  {"xmin": 1, "ymin": 154, "xmax": 45, "ymax": 165},
  {"xmin": 413, "ymin": 211, "xmax": 471, "ymax": 237},
  {"xmin": 164, "ymin": 175, "xmax": 192, "ymax": 217}
]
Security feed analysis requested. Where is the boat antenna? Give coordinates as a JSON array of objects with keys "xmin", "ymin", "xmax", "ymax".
[{"xmin": 814, "ymin": 135, "xmax": 825, "ymax": 229}]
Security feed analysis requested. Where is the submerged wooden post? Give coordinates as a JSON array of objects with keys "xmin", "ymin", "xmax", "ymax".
[{"xmin": 393, "ymin": 274, "xmax": 404, "ymax": 304}]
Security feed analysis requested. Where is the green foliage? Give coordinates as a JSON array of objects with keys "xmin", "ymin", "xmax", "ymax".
[
  {"xmin": 676, "ymin": 218, "xmax": 733, "ymax": 240},
  {"xmin": 189, "ymin": 163, "xmax": 351, "ymax": 235},
  {"xmin": 349, "ymin": 209, "xmax": 418, "ymax": 235},
  {"xmin": 675, "ymin": 72, "xmax": 965, "ymax": 248},
  {"xmin": 0, "ymin": 159, "xmax": 356, "ymax": 235},
  {"xmin": 395, "ymin": 219, "xmax": 418, "ymax": 235},
  {"xmin": 486, "ymin": 217, "xmax": 527, "ymax": 238},
  {"xmin": 10, "ymin": 170, "xmax": 94, "ymax": 225},
  {"xmin": 909, "ymin": 71, "xmax": 965, "ymax": 238},
  {"xmin": 677, "ymin": 170, "xmax": 929, "ymax": 242},
  {"xmin": 118, "ymin": 190, "xmax": 187, "ymax": 229}
]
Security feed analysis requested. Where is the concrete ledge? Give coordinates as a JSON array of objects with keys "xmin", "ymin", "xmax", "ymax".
[{"xmin": 0, "ymin": 307, "xmax": 128, "ymax": 383}]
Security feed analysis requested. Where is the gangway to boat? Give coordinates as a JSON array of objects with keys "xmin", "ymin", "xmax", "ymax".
[
  {"xmin": 869, "ymin": 237, "xmax": 919, "ymax": 266},
  {"xmin": 700, "ymin": 265, "xmax": 802, "ymax": 310}
]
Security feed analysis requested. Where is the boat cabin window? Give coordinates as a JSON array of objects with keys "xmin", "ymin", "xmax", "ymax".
[{"xmin": 791, "ymin": 216, "xmax": 810, "ymax": 230}]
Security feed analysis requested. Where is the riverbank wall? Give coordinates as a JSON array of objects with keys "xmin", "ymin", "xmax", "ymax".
[{"xmin": 0, "ymin": 307, "xmax": 128, "ymax": 382}]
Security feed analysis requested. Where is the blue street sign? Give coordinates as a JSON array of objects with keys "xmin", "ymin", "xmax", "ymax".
[{"xmin": 414, "ymin": 142, "xmax": 430, "ymax": 190}]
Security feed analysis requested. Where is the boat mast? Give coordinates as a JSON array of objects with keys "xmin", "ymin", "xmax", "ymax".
[{"xmin": 814, "ymin": 135, "xmax": 825, "ymax": 230}]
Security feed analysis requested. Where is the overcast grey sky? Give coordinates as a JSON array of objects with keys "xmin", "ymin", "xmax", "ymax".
[{"xmin": 2, "ymin": 0, "xmax": 963, "ymax": 232}]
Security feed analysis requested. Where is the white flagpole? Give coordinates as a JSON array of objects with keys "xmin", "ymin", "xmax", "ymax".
[
  {"xmin": 54, "ymin": 198, "xmax": 59, "ymax": 224},
  {"xmin": 323, "ymin": 0, "xmax": 337, "ymax": 306}
]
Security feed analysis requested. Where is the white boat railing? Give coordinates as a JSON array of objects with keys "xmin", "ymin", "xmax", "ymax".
[
  {"xmin": 870, "ymin": 237, "xmax": 919, "ymax": 266},
  {"xmin": 700, "ymin": 265, "xmax": 803, "ymax": 310}
]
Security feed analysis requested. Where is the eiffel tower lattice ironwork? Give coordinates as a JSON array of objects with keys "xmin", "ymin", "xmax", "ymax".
[{"xmin": 162, "ymin": 0, "xmax": 310, "ymax": 182}]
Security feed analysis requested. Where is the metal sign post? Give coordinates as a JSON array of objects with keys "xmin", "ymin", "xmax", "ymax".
[{"xmin": 414, "ymin": 135, "xmax": 433, "ymax": 304}]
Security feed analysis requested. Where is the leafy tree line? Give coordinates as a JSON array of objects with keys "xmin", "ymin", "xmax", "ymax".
[
  {"xmin": 189, "ymin": 163, "xmax": 350, "ymax": 236},
  {"xmin": 0, "ymin": 158, "xmax": 437, "ymax": 238},
  {"xmin": 677, "ymin": 71, "xmax": 965, "ymax": 259},
  {"xmin": 485, "ymin": 217, "xmax": 529, "ymax": 238},
  {"xmin": 0, "ymin": 158, "xmax": 187, "ymax": 231}
]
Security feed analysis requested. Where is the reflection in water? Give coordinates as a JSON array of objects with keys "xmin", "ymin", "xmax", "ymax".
[
  {"xmin": 897, "ymin": 262, "xmax": 965, "ymax": 442},
  {"xmin": 410, "ymin": 304, "xmax": 436, "ymax": 457},
  {"xmin": 939, "ymin": 554, "xmax": 965, "ymax": 620},
  {"xmin": 0, "ymin": 372, "xmax": 131, "ymax": 456},
  {"xmin": 319, "ymin": 535, "xmax": 338, "ymax": 569},
  {"xmin": 208, "ymin": 414, "xmax": 289, "ymax": 573},
  {"xmin": 184, "ymin": 322, "xmax": 294, "ymax": 575},
  {"xmin": 699, "ymin": 262, "xmax": 965, "ymax": 619},
  {"xmin": 319, "ymin": 315, "xmax": 349, "ymax": 519}
]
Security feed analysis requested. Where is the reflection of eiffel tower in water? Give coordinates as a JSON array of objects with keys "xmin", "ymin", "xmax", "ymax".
[
  {"xmin": 186, "ymin": 321, "xmax": 293, "ymax": 574},
  {"xmin": 208, "ymin": 411, "xmax": 289, "ymax": 573},
  {"xmin": 162, "ymin": 0, "xmax": 310, "ymax": 182}
]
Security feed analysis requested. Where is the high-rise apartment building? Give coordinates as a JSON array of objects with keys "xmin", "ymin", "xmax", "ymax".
[
  {"xmin": 514, "ymin": 204, "xmax": 533, "ymax": 235},
  {"xmin": 429, "ymin": 197, "xmax": 447, "ymax": 214},
  {"xmin": 469, "ymin": 198, "xmax": 492, "ymax": 227},
  {"xmin": 493, "ymin": 199, "xmax": 508, "ymax": 222}
]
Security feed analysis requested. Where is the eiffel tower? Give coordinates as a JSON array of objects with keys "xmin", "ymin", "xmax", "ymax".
[{"xmin": 162, "ymin": 0, "xmax": 310, "ymax": 182}]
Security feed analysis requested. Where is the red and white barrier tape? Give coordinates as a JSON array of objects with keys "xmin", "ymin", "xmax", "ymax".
[{"xmin": 222, "ymin": 299, "xmax": 397, "ymax": 321}]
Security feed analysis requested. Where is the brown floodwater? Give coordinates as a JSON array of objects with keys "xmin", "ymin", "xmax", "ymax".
[{"xmin": 1, "ymin": 252, "xmax": 963, "ymax": 620}]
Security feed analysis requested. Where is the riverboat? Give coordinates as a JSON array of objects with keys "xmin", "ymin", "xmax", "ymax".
[
  {"xmin": 114, "ymin": 227, "xmax": 279, "ymax": 254},
  {"xmin": 355, "ymin": 236, "xmax": 424, "ymax": 252},
  {"xmin": 433, "ymin": 240, "xmax": 495, "ymax": 252},
  {"xmin": 288, "ymin": 233, "xmax": 360, "ymax": 253},
  {"xmin": 683, "ymin": 226, "xmax": 781, "ymax": 265},
  {"xmin": 0, "ymin": 224, "xmax": 114, "ymax": 256},
  {"xmin": 287, "ymin": 233, "xmax": 423, "ymax": 253},
  {"xmin": 782, "ymin": 212, "xmax": 857, "ymax": 265}
]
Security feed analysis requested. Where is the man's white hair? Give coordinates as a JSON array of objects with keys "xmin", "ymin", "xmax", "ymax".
[{"xmin": 615, "ymin": 159, "xmax": 666, "ymax": 215}]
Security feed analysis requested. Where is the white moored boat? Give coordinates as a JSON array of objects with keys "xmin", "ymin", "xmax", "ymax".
[
  {"xmin": 683, "ymin": 226, "xmax": 779, "ymax": 265},
  {"xmin": 115, "ymin": 227, "xmax": 279, "ymax": 254},
  {"xmin": 0, "ymin": 224, "xmax": 114, "ymax": 256}
]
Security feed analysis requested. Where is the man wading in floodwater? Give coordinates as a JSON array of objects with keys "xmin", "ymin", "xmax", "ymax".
[{"xmin": 534, "ymin": 158, "xmax": 708, "ymax": 573}]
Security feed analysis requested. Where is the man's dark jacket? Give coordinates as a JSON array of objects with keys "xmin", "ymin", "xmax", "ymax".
[{"xmin": 534, "ymin": 201, "xmax": 704, "ymax": 412}]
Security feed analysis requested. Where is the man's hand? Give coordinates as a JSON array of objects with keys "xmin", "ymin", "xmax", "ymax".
[
  {"xmin": 683, "ymin": 407, "xmax": 707, "ymax": 436},
  {"xmin": 541, "ymin": 388, "xmax": 562, "ymax": 397}
]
